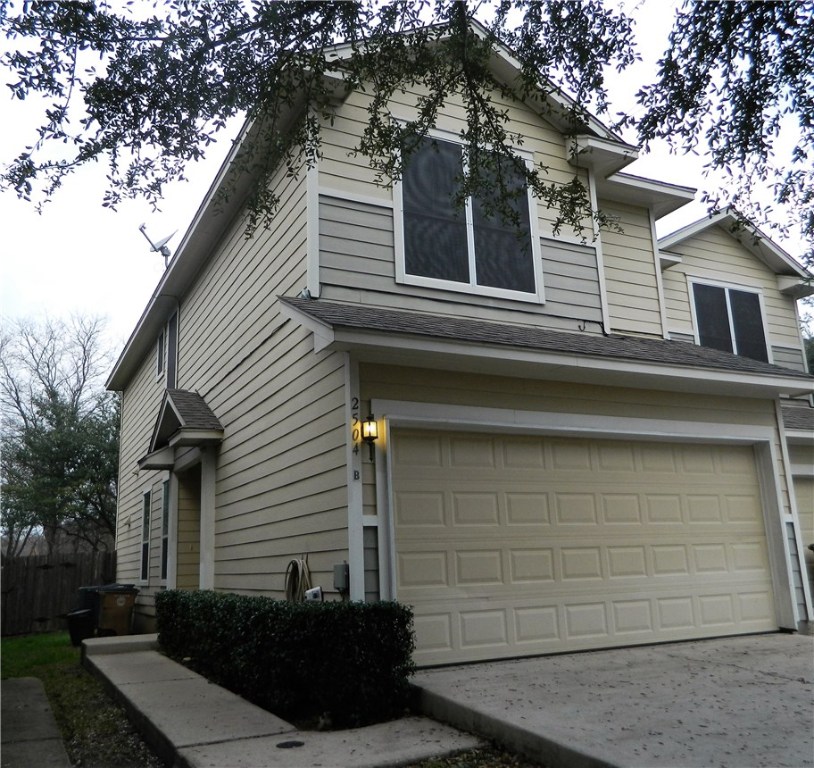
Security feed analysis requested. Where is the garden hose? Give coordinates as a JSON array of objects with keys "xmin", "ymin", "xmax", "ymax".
[{"xmin": 284, "ymin": 556, "xmax": 312, "ymax": 602}]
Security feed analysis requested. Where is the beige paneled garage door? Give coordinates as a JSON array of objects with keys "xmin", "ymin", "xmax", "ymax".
[{"xmin": 392, "ymin": 430, "xmax": 777, "ymax": 666}]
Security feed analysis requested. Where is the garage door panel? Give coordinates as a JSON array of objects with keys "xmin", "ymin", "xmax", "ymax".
[{"xmin": 394, "ymin": 430, "xmax": 777, "ymax": 665}]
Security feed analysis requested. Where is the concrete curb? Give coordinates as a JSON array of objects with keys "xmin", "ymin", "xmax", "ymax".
[
  {"xmin": 415, "ymin": 684, "xmax": 619, "ymax": 768},
  {"xmin": 82, "ymin": 640, "xmax": 481, "ymax": 768}
]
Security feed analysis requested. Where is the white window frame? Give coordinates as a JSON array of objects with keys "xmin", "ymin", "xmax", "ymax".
[
  {"xmin": 393, "ymin": 128, "xmax": 544, "ymax": 304},
  {"xmin": 160, "ymin": 479, "xmax": 170, "ymax": 583},
  {"xmin": 155, "ymin": 330, "xmax": 165, "ymax": 380},
  {"xmin": 140, "ymin": 489, "xmax": 152, "ymax": 584},
  {"xmin": 688, "ymin": 277, "xmax": 773, "ymax": 363},
  {"xmin": 155, "ymin": 310, "xmax": 179, "ymax": 386}
]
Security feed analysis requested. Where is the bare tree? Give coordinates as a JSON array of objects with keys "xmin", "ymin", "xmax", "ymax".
[{"xmin": 1, "ymin": 316, "xmax": 119, "ymax": 556}]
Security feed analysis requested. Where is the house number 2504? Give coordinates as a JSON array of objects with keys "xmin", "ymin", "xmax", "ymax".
[{"xmin": 351, "ymin": 396, "xmax": 360, "ymax": 454}]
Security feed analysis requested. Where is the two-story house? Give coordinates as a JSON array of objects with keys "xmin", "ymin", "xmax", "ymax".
[{"xmin": 107, "ymin": 30, "xmax": 814, "ymax": 666}]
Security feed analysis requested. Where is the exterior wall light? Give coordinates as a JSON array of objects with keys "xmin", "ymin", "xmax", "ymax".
[{"xmin": 362, "ymin": 415, "xmax": 378, "ymax": 461}]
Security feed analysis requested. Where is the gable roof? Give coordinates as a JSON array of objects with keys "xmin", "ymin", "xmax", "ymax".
[
  {"xmin": 279, "ymin": 297, "xmax": 814, "ymax": 398},
  {"xmin": 149, "ymin": 389, "xmax": 224, "ymax": 454},
  {"xmin": 659, "ymin": 209, "xmax": 813, "ymax": 285},
  {"xmin": 105, "ymin": 21, "xmax": 687, "ymax": 393}
]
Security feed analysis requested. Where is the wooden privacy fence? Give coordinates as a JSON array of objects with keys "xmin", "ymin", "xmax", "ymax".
[{"xmin": 1, "ymin": 552, "xmax": 117, "ymax": 636}]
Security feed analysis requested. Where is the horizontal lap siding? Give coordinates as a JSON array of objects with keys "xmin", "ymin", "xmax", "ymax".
[
  {"xmin": 662, "ymin": 225, "xmax": 802, "ymax": 349},
  {"xmin": 599, "ymin": 202, "xmax": 662, "ymax": 337},
  {"xmin": 119, "ymin": 156, "xmax": 350, "ymax": 600},
  {"xmin": 317, "ymin": 85, "xmax": 604, "ymax": 333},
  {"xmin": 116, "ymin": 353, "xmax": 168, "ymax": 593},
  {"xmin": 319, "ymin": 195, "xmax": 602, "ymax": 329}
]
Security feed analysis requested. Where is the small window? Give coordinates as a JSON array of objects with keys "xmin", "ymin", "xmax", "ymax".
[
  {"xmin": 140, "ymin": 491, "xmax": 151, "ymax": 582},
  {"xmin": 692, "ymin": 283, "xmax": 768, "ymax": 362},
  {"xmin": 160, "ymin": 480, "xmax": 170, "ymax": 581},
  {"xmin": 397, "ymin": 135, "xmax": 541, "ymax": 301},
  {"xmin": 156, "ymin": 331, "xmax": 165, "ymax": 378},
  {"xmin": 166, "ymin": 312, "xmax": 178, "ymax": 388}
]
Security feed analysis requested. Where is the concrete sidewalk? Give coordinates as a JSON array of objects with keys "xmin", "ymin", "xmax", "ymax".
[
  {"xmin": 1, "ymin": 677, "xmax": 71, "ymax": 768},
  {"xmin": 414, "ymin": 633, "xmax": 814, "ymax": 768},
  {"xmin": 82, "ymin": 635, "xmax": 481, "ymax": 768}
]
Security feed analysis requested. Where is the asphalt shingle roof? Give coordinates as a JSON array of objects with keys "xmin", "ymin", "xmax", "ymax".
[
  {"xmin": 280, "ymin": 297, "xmax": 814, "ymax": 381},
  {"xmin": 782, "ymin": 403, "xmax": 814, "ymax": 432},
  {"xmin": 165, "ymin": 389, "xmax": 223, "ymax": 431}
]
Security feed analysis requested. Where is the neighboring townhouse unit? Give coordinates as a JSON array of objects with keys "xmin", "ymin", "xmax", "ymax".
[{"xmin": 107, "ymin": 34, "xmax": 814, "ymax": 667}]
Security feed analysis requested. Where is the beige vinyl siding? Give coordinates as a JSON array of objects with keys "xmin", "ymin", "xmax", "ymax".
[
  {"xmin": 771, "ymin": 346, "xmax": 806, "ymax": 373},
  {"xmin": 320, "ymin": 88, "xmax": 585, "ymax": 235},
  {"xmin": 316, "ymin": 85, "xmax": 602, "ymax": 333},
  {"xmin": 359, "ymin": 363, "xmax": 793, "ymax": 518},
  {"xmin": 176, "ymin": 465, "xmax": 201, "ymax": 590},
  {"xmin": 662, "ymin": 225, "xmax": 802, "ymax": 349},
  {"xmin": 116, "ymin": 360, "xmax": 167, "ymax": 583},
  {"xmin": 318, "ymin": 195, "xmax": 603, "ymax": 331},
  {"xmin": 167, "ymin": 157, "xmax": 349, "ymax": 598},
  {"xmin": 599, "ymin": 201, "xmax": 663, "ymax": 337}
]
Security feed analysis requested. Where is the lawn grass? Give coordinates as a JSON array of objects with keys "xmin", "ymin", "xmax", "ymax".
[
  {"xmin": 1, "ymin": 632, "xmax": 542, "ymax": 768},
  {"xmin": 1, "ymin": 632, "xmax": 164, "ymax": 768}
]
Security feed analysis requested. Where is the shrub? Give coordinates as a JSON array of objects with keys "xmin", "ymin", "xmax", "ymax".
[{"xmin": 154, "ymin": 590, "xmax": 415, "ymax": 727}]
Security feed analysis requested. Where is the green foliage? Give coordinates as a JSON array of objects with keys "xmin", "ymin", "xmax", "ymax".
[
  {"xmin": 0, "ymin": 316, "xmax": 119, "ymax": 555},
  {"xmin": 0, "ymin": 1, "xmax": 636, "ymax": 240},
  {"xmin": 155, "ymin": 589, "xmax": 416, "ymax": 727},
  {"xmin": 804, "ymin": 335, "xmax": 814, "ymax": 374},
  {"xmin": 636, "ymin": 0, "xmax": 814, "ymax": 263}
]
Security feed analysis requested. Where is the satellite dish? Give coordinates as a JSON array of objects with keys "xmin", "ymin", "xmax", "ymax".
[{"xmin": 139, "ymin": 224, "xmax": 177, "ymax": 268}]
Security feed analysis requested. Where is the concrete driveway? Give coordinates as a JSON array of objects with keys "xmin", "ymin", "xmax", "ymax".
[{"xmin": 412, "ymin": 633, "xmax": 814, "ymax": 768}]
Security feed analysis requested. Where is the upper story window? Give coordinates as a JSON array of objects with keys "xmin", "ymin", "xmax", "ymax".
[
  {"xmin": 395, "ymin": 134, "xmax": 543, "ymax": 303},
  {"xmin": 691, "ymin": 281, "xmax": 769, "ymax": 363},
  {"xmin": 156, "ymin": 311, "xmax": 179, "ymax": 387}
]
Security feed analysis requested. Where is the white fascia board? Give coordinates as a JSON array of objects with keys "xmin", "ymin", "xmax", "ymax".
[
  {"xmin": 168, "ymin": 429, "xmax": 224, "ymax": 448},
  {"xmin": 279, "ymin": 299, "xmax": 336, "ymax": 352},
  {"xmin": 659, "ymin": 210, "xmax": 812, "ymax": 280},
  {"xmin": 324, "ymin": 326, "xmax": 814, "ymax": 398},
  {"xmin": 569, "ymin": 135, "xmax": 640, "ymax": 178},
  {"xmin": 137, "ymin": 445, "xmax": 176, "ymax": 472},
  {"xmin": 596, "ymin": 172, "xmax": 696, "ymax": 219},
  {"xmin": 785, "ymin": 428, "xmax": 814, "ymax": 445}
]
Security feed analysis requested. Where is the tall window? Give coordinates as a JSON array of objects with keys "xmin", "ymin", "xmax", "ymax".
[
  {"xmin": 692, "ymin": 282, "xmax": 768, "ymax": 362},
  {"xmin": 155, "ymin": 311, "xmax": 179, "ymax": 387},
  {"xmin": 156, "ymin": 330, "xmax": 165, "ymax": 379},
  {"xmin": 397, "ymin": 135, "xmax": 541, "ymax": 301},
  {"xmin": 166, "ymin": 312, "xmax": 178, "ymax": 388},
  {"xmin": 140, "ymin": 491, "xmax": 151, "ymax": 582},
  {"xmin": 161, "ymin": 480, "xmax": 170, "ymax": 581}
]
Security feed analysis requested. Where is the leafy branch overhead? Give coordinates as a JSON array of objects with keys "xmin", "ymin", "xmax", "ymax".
[{"xmin": 1, "ymin": 1, "xmax": 812, "ymax": 256}]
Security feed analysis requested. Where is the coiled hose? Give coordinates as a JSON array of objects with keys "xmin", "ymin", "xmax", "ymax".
[{"xmin": 284, "ymin": 556, "xmax": 312, "ymax": 602}]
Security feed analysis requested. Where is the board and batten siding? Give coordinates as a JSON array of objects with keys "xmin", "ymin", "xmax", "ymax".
[
  {"xmin": 598, "ymin": 201, "xmax": 663, "ymax": 337},
  {"xmin": 661, "ymin": 224, "xmax": 803, "ymax": 351},
  {"xmin": 318, "ymin": 194, "xmax": 603, "ymax": 331},
  {"xmin": 164, "ymin": 157, "xmax": 350, "ymax": 598}
]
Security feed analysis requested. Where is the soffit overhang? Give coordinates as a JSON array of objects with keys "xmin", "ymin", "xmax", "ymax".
[{"xmin": 280, "ymin": 297, "xmax": 814, "ymax": 400}]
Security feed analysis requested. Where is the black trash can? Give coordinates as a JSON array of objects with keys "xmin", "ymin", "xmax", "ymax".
[{"xmin": 67, "ymin": 608, "xmax": 95, "ymax": 647}]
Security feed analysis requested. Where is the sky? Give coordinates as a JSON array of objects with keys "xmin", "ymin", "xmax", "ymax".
[{"xmin": 0, "ymin": 0, "xmax": 809, "ymax": 356}]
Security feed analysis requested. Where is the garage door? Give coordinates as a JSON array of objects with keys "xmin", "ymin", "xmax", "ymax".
[{"xmin": 392, "ymin": 430, "xmax": 777, "ymax": 665}]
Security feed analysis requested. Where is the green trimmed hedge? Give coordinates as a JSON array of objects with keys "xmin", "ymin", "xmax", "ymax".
[{"xmin": 154, "ymin": 590, "xmax": 415, "ymax": 727}]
